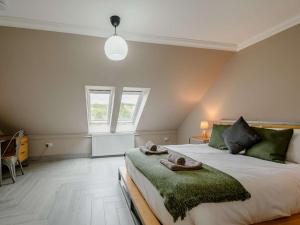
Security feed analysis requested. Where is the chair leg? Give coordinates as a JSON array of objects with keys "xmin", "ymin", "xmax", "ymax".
[
  {"xmin": 13, "ymin": 163, "xmax": 17, "ymax": 182},
  {"xmin": 18, "ymin": 160, "xmax": 24, "ymax": 175},
  {"xmin": 8, "ymin": 163, "xmax": 16, "ymax": 183}
]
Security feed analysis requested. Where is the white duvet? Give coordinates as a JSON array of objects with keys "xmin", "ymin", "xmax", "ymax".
[{"xmin": 125, "ymin": 144, "xmax": 300, "ymax": 225}]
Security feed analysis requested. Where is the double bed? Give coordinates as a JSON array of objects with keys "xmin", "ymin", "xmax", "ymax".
[{"xmin": 120, "ymin": 122, "xmax": 300, "ymax": 225}]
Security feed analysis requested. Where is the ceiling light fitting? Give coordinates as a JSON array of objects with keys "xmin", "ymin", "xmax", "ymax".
[{"xmin": 104, "ymin": 15, "xmax": 128, "ymax": 61}]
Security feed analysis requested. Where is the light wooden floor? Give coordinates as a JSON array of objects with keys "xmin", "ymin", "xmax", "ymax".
[{"xmin": 0, "ymin": 157, "xmax": 134, "ymax": 225}]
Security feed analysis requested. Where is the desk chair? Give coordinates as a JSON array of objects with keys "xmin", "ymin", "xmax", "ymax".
[{"xmin": 1, "ymin": 130, "xmax": 25, "ymax": 183}]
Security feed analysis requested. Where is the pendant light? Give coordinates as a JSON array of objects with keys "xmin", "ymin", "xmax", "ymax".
[{"xmin": 104, "ymin": 15, "xmax": 128, "ymax": 61}]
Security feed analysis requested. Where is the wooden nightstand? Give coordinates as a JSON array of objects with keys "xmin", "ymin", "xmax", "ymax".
[{"xmin": 189, "ymin": 136, "xmax": 209, "ymax": 144}]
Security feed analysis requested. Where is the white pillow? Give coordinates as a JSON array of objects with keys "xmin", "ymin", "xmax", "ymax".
[{"xmin": 286, "ymin": 131, "xmax": 300, "ymax": 163}]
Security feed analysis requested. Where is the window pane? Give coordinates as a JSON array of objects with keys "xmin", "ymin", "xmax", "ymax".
[
  {"xmin": 118, "ymin": 93, "xmax": 140, "ymax": 122},
  {"xmin": 90, "ymin": 92, "xmax": 110, "ymax": 122}
]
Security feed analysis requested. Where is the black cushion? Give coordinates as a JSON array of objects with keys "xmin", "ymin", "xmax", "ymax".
[{"xmin": 222, "ymin": 117, "xmax": 262, "ymax": 154}]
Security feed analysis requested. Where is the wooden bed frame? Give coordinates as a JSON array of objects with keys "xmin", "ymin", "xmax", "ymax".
[
  {"xmin": 119, "ymin": 121, "xmax": 300, "ymax": 225},
  {"xmin": 216, "ymin": 120, "xmax": 300, "ymax": 130}
]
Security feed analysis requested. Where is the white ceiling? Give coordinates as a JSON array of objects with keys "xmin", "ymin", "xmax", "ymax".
[{"xmin": 0, "ymin": 0, "xmax": 300, "ymax": 51}]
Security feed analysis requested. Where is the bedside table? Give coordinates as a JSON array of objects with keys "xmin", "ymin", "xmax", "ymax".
[{"xmin": 189, "ymin": 136, "xmax": 209, "ymax": 144}]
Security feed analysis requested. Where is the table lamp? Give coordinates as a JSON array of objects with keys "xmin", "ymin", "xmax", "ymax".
[{"xmin": 200, "ymin": 121, "xmax": 209, "ymax": 139}]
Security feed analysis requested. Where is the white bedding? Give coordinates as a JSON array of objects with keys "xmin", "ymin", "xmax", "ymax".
[{"xmin": 125, "ymin": 144, "xmax": 300, "ymax": 225}]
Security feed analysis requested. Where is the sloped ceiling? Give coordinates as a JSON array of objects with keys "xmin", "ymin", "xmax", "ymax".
[{"xmin": 0, "ymin": 27, "xmax": 233, "ymax": 134}]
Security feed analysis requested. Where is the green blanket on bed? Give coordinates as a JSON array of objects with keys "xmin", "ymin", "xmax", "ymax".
[{"xmin": 126, "ymin": 149, "xmax": 251, "ymax": 222}]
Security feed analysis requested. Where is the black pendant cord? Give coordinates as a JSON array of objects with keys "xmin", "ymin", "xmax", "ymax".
[{"xmin": 114, "ymin": 26, "xmax": 117, "ymax": 35}]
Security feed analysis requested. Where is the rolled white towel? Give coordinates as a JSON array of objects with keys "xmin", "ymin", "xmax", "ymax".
[
  {"xmin": 168, "ymin": 153, "xmax": 186, "ymax": 166},
  {"xmin": 145, "ymin": 141, "xmax": 157, "ymax": 151}
]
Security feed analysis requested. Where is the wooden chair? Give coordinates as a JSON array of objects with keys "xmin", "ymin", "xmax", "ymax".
[{"xmin": 1, "ymin": 130, "xmax": 25, "ymax": 183}]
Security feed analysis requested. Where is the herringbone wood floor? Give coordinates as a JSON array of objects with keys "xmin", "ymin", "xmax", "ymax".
[{"xmin": 0, "ymin": 157, "xmax": 134, "ymax": 225}]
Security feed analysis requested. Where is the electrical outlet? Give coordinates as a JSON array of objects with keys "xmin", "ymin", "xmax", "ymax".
[
  {"xmin": 45, "ymin": 143, "xmax": 53, "ymax": 148},
  {"xmin": 164, "ymin": 137, "xmax": 169, "ymax": 142}
]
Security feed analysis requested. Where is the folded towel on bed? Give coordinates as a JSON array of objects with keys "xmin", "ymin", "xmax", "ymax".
[
  {"xmin": 139, "ymin": 146, "xmax": 168, "ymax": 155},
  {"xmin": 145, "ymin": 141, "xmax": 157, "ymax": 151},
  {"xmin": 161, "ymin": 159, "xmax": 202, "ymax": 171},
  {"xmin": 168, "ymin": 153, "xmax": 186, "ymax": 165}
]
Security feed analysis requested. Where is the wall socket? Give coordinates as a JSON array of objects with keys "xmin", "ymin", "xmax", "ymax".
[
  {"xmin": 164, "ymin": 137, "xmax": 169, "ymax": 142},
  {"xmin": 45, "ymin": 143, "xmax": 53, "ymax": 148}
]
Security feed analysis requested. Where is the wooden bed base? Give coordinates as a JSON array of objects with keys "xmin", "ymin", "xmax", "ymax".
[
  {"xmin": 119, "ymin": 167, "xmax": 160, "ymax": 225},
  {"xmin": 119, "ymin": 167, "xmax": 300, "ymax": 225}
]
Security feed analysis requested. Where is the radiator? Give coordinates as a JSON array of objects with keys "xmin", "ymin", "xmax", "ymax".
[{"xmin": 92, "ymin": 133, "xmax": 134, "ymax": 157}]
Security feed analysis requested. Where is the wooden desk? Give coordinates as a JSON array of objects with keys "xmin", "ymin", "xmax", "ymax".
[{"xmin": 0, "ymin": 135, "xmax": 29, "ymax": 162}]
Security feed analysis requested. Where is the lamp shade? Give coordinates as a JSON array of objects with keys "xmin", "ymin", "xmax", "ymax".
[
  {"xmin": 104, "ymin": 35, "xmax": 128, "ymax": 61},
  {"xmin": 200, "ymin": 121, "xmax": 209, "ymax": 130}
]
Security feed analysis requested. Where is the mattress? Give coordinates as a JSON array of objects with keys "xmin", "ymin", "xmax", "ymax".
[{"xmin": 125, "ymin": 144, "xmax": 300, "ymax": 225}]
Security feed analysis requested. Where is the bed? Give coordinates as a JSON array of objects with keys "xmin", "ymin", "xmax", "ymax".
[{"xmin": 120, "ymin": 122, "xmax": 300, "ymax": 225}]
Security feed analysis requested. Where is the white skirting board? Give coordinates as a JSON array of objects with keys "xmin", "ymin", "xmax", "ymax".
[{"xmin": 92, "ymin": 133, "xmax": 135, "ymax": 157}]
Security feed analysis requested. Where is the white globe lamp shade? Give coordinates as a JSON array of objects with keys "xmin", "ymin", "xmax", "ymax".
[{"xmin": 104, "ymin": 35, "xmax": 128, "ymax": 61}]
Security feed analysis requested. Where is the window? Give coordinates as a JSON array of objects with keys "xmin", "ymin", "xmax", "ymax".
[
  {"xmin": 86, "ymin": 86, "xmax": 114, "ymax": 133},
  {"xmin": 118, "ymin": 91, "xmax": 143, "ymax": 123},
  {"xmin": 89, "ymin": 91, "xmax": 111, "ymax": 122},
  {"xmin": 85, "ymin": 86, "xmax": 150, "ymax": 133},
  {"xmin": 117, "ymin": 87, "xmax": 150, "ymax": 132}
]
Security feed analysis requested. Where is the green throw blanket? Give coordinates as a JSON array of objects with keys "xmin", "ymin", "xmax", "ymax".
[{"xmin": 126, "ymin": 149, "xmax": 251, "ymax": 222}]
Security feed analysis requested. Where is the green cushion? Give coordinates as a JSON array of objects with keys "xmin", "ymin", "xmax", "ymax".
[
  {"xmin": 208, "ymin": 124, "xmax": 231, "ymax": 150},
  {"xmin": 246, "ymin": 128, "xmax": 293, "ymax": 163}
]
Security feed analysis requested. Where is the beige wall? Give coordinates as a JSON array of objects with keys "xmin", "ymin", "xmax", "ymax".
[
  {"xmin": 1, "ymin": 24, "xmax": 299, "ymax": 152},
  {"xmin": 29, "ymin": 131, "xmax": 176, "ymax": 158},
  {"xmin": 134, "ymin": 130, "xmax": 177, "ymax": 147},
  {"xmin": 0, "ymin": 27, "xmax": 232, "ymax": 157},
  {"xmin": 178, "ymin": 24, "xmax": 300, "ymax": 143},
  {"xmin": 0, "ymin": 26, "xmax": 232, "ymax": 134}
]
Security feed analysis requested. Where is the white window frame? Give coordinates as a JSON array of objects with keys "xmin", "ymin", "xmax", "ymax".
[
  {"xmin": 116, "ymin": 87, "xmax": 150, "ymax": 132},
  {"xmin": 85, "ymin": 86, "xmax": 150, "ymax": 134},
  {"xmin": 87, "ymin": 90, "xmax": 113, "ymax": 124},
  {"xmin": 85, "ymin": 86, "xmax": 115, "ymax": 133},
  {"xmin": 118, "ymin": 90, "xmax": 143, "ymax": 124}
]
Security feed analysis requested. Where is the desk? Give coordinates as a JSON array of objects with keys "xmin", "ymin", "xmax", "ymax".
[
  {"xmin": 0, "ymin": 136, "xmax": 29, "ymax": 186},
  {"xmin": 0, "ymin": 136, "xmax": 29, "ymax": 162}
]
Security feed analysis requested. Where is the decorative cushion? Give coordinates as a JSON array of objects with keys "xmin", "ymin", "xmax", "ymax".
[
  {"xmin": 246, "ymin": 128, "xmax": 293, "ymax": 163},
  {"xmin": 208, "ymin": 124, "xmax": 230, "ymax": 150},
  {"xmin": 222, "ymin": 117, "xmax": 262, "ymax": 154},
  {"xmin": 285, "ymin": 131, "xmax": 300, "ymax": 163}
]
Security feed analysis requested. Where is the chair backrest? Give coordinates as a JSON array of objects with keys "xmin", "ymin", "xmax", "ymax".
[
  {"xmin": 2, "ymin": 130, "xmax": 24, "ymax": 158},
  {"xmin": 15, "ymin": 130, "xmax": 24, "ymax": 159}
]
